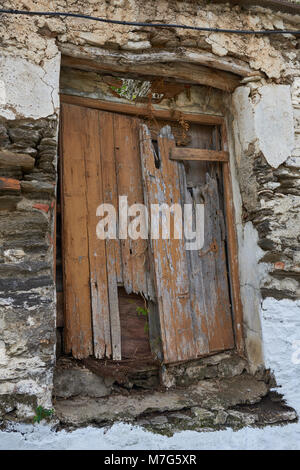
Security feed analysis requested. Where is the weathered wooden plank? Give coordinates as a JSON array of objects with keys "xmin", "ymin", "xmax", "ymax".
[
  {"xmin": 198, "ymin": 172, "xmax": 234, "ymax": 351},
  {"xmin": 175, "ymin": 122, "xmax": 234, "ymax": 354},
  {"xmin": 223, "ymin": 162, "xmax": 245, "ymax": 355},
  {"xmin": 170, "ymin": 148, "xmax": 229, "ymax": 162},
  {"xmin": 83, "ymin": 107, "xmax": 112, "ymax": 359},
  {"xmin": 0, "ymin": 150, "xmax": 35, "ymax": 170},
  {"xmin": 60, "ymin": 94, "xmax": 224, "ymax": 125},
  {"xmin": 140, "ymin": 124, "xmax": 196, "ymax": 364},
  {"xmin": 221, "ymin": 121, "xmax": 244, "ymax": 355},
  {"xmin": 61, "ymin": 55, "xmax": 240, "ymax": 92},
  {"xmin": 114, "ymin": 113, "xmax": 149, "ymax": 297},
  {"xmin": 61, "ymin": 45, "xmax": 257, "ymax": 78},
  {"xmin": 178, "ymin": 166, "xmax": 210, "ymax": 357},
  {"xmin": 0, "ymin": 177, "xmax": 21, "ymax": 194},
  {"xmin": 61, "ymin": 103, "xmax": 93, "ymax": 358},
  {"xmin": 99, "ymin": 110, "xmax": 122, "ymax": 360}
]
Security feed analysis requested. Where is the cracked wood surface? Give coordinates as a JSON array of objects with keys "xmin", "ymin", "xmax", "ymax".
[
  {"xmin": 61, "ymin": 44, "xmax": 258, "ymax": 79},
  {"xmin": 140, "ymin": 124, "xmax": 197, "ymax": 363},
  {"xmin": 140, "ymin": 122, "xmax": 234, "ymax": 362},
  {"xmin": 61, "ymin": 103, "xmax": 93, "ymax": 358},
  {"xmin": 61, "ymin": 102, "xmax": 235, "ymax": 363},
  {"xmin": 61, "ymin": 104, "xmax": 153, "ymax": 359}
]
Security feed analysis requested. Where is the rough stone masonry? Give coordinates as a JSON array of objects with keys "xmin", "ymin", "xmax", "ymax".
[{"xmin": 0, "ymin": 0, "xmax": 299, "ymax": 422}]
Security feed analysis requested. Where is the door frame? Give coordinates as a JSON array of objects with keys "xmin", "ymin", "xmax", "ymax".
[{"xmin": 59, "ymin": 92, "xmax": 245, "ymax": 357}]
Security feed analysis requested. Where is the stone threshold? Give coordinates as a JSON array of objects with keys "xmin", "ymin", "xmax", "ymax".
[{"xmin": 54, "ymin": 360, "xmax": 297, "ymax": 434}]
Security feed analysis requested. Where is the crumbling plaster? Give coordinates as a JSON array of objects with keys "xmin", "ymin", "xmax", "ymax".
[
  {"xmin": 0, "ymin": 1, "xmax": 299, "ymax": 79},
  {"xmin": 0, "ymin": 0, "xmax": 299, "ymax": 419},
  {"xmin": 229, "ymin": 78, "xmax": 300, "ymax": 369},
  {"xmin": 0, "ymin": 54, "xmax": 60, "ymax": 121},
  {"xmin": 233, "ymin": 84, "xmax": 295, "ymax": 169}
]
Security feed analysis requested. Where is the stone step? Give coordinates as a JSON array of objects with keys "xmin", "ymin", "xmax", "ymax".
[{"xmin": 55, "ymin": 374, "xmax": 269, "ymax": 428}]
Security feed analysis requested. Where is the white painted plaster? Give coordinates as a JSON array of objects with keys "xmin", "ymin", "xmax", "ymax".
[
  {"xmin": 233, "ymin": 84, "xmax": 295, "ymax": 169},
  {"xmin": 0, "ymin": 54, "xmax": 60, "ymax": 120},
  {"xmin": 0, "ymin": 80, "xmax": 6, "ymax": 105},
  {"xmin": 255, "ymin": 85, "xmax": 294, "ymax": 169}
]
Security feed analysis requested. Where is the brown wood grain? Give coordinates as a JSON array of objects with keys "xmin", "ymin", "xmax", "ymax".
[
  {"xmin": 170, "ymin": 148, "xmax": 229, "ymax": 162},
  {"xmin": 60, "ymin": 99, "xmax": 241, "ymax": 363},
  {"xmin": 60, "ymin": 103, "xmax": 93, "ymax": 358},
  {"xmin": 83, "ymin": 107, "xmax": 112, "ymax": 359}
]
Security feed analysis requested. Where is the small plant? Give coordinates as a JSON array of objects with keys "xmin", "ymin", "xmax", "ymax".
[
  {"xmin": 136, "ymin": 306, "xmax": 149, "ymax": 333},
  {"xmin": 33, "ymin": 406, "xmax": 54, "ymax": 424}
]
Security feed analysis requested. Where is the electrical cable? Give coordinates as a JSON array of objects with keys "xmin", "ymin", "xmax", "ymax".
[{"xmin": 0, "ymin": 8, "xmax": 299, "ymax": 35}]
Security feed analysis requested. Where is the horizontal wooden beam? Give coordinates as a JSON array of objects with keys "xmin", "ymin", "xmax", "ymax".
[
  {"xmin": 170, "ymin": 148, "xmax": 229, "ymax": 162},
  {"xmin": 61, "ymin": 54, "xmax": 241, "ymax": 92},
  {"xmin": 60, "ymin": 93, "xmax": 225, "ymax": 125},
  {"xmin": 60, "ymin": 44, "xmax": 258, "ymax": 78}
]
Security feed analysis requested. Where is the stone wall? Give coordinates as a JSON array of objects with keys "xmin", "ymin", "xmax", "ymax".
[
  {"xmin": 0, "ymin": 117, "xmax": 58, "ymax": 419},
  {"xmin": 0, "ymin": 0, "xmax": 299, "ymax": 419},
  {"xmin": 0, "ymin": 24, "xmax": 60, "ymax": 418}
]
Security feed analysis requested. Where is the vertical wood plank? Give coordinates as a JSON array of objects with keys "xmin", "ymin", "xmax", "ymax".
[
  {"xmin": 83, "ymin": 107, "xmax": 111, "ymax": 359},
  {"xmin": 114, "ymin": 113, "xmax": 150, "ymax": 297},
  {"xmin": 99, "ymin": 111, "xmax": 122, "ymax": 360},
  {"xmin": 198, "ymin": 171, "xmax": 234, "ymax": 351},
  {"xmin": 61, "ymin": 103, "xmax": 93, "ymax": 358},
  {"xmin": 140, "ymin": 124, "xmax": 196, "ymax": 363},
  {"xmin": 222, "ymin": 124, "xmax": 245, "ymax": 356},
  {"xmin": 178, "ymin": 166, "xmax": 210, "ymax": 356}
]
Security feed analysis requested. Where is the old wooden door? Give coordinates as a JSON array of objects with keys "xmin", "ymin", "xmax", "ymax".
[{"xmin": 60, "ymin": 102, "xmax": 235, "ymax": 363}]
